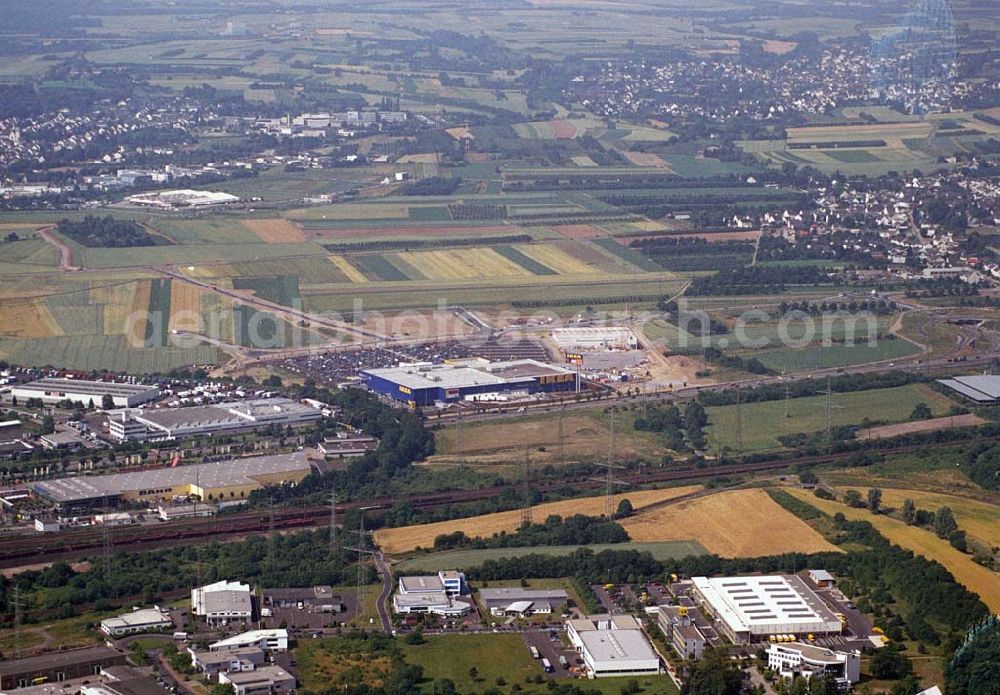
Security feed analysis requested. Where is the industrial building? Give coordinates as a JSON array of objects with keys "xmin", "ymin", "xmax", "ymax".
[
  {"xmin": 107, "ymin": 398, "xmax": 322, "ymax": 443},
  {"xmin": 193, "ymin": 581, "xmax": 253, "ymax": 627},
  {"xmin": 209, "ymin": 629, "xmax": 289, "ymax": 653},
  {"xmin": 263, "ymin": 586, "xmax": 343, "ymax": 612},
  {"xmin": 566, "ymin": 615, "xmax": 662, "ymax": 679},
  {"xmin": 10, "ymin": 378, "xmax": 160, "ymax": 408},
  {"xmin": 937, "ymin": 374, "xmax": 1000, "ymax": 403},
  {"xmin": 31, "ymin": 451, "xmax": 313, "ymax": 512},
  {"xmin": 361, "ymin": 359, "xmax": 577, "ymax": 406},
  {"xmin": 691, "ymin": 575, "xmax": 842, "ymax": 645},
  {"xmin": 125, "ymin": 189, "xmax": 240, "ymax": 209},
  {"xmin": 552, "ymin": 327, "xmax": 639, "ymax": 352},
  {"xmin": 0, "ymin": 647, "xmax": 127, "ymax": 690},
  {"xmin": 100, "ymin": 608, "xmax": 173, "ymax": 636},
  {"xmin": 766, "ymin": 642, "xmax": 860, "ymax": 688},
  {"xmin": 190, "ymin": 648, "xmax": 265, "ymax": 678},
  {"xmin": 478, "ymin": 587, "xmax": 569, "ymax": 617},
  {"xmin": 393, "ymin": 572, "xmax": 471, "ymax": 616},
  {"xmin": 219, "ymin": 666, "xmax": 295, "ymax": 695}
]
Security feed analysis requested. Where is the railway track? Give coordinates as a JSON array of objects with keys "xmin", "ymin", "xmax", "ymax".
[{"xmin": 0, "ymin": 437, "xmax": 988, "ymax": 569}]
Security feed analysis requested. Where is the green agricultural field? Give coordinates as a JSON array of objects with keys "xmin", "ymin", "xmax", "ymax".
[
  {"xmin": 0, "ymin": 335, "xmax": 218, "ymax": 373},
  {"xmin": 0, "ymin": 237, "xmax": 59, "ymax": 274},
  {"xmin": 705, "ymin": 384, "xmax": 956, "ymax": 453},
  {"xmin": 73, "ymin": 240, "xmax": 326, "ymax": 269},
  {"xmin": 304, "ymin": 276, "xmax": 689, "ymax": 313},
  {"xmin": 224, "ymin": 257, "xmax": 350, "ymax": 285},
  {"xmin": 588, "ymin": 237, "xmax": 663, "ymax": 272},
  {"xmin": 232, "ymin": 275, "xmax": 302, "ymax": 307},
  {"xmin": 398, "ymin": 540, "xmax": 708, "ymax": 573},
  {"xmin": 750, "ymin": 336, "xmax": 921, "ymax": 371}
]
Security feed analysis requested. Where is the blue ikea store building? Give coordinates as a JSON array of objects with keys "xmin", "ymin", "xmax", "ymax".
[{"xmin": 361, "ymin": 359, "xmax": 578, "ymax": 407}]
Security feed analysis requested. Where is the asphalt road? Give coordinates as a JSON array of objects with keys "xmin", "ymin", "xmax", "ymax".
[{"xmin": 373, "ymin": 549, "xmax": 393, "ymax": 634}]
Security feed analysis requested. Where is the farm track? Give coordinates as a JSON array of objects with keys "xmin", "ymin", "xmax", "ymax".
[{"xmin": 0, "ymin": 438, "xmax": 988, "ymax": 570}]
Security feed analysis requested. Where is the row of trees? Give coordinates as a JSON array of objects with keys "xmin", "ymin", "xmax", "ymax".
[{"xmin": 430, "ymin": 514, "xmax": 629, "ymax": 551}]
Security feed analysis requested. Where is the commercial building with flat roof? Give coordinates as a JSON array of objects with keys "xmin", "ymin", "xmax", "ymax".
[
  {"xmin": 100, "ymin": 608, "xmax": 173, "ymax": 636},
  {"xmin": 126, "ymin": 189, "xmax": 240, "ymax": 209},
  {"xmin": 566, "ymin": 615, "xmax": 661, "ymax": 679},
  {"xmin": 32, "ymin": 451, "xmax": 312, "ymax": 511},
  {"xmin": 393, "ymin": 572, "xmax": 471, "ymax": 616},
  {"xmin": 108, "ymin": 398, "xmax": 321, "ymax": 443},
  {"xmin": 478, "ymin": 588, "xmax": 569, "ymax": 617},
  {"xmin": 692, "ymin": 575, "xmax": 842, "ymax": 645},
  {"xmin": 189, "ymin": 648, "xmax": 265, "ymax": 678},
  {"xmin": 767, "ymin": 642, "xmax": 860, "ymax": 686},
  {"xmin": 193, "ymin": 581, "xmax": 253, "ymax": 627},
  {"xmin": 10, "ymin": 379, "xmax": 160, "ymax": 408},
  {"xmin": 209, "ymin": 630, "xmax": 289, "ymax": 653},
  {"xmin": 0, "ymin": 647, "xmax": 127, "ymax": 690},
  {"xmin": 219, "ymin": 665, "xmax": 295, "ymax": 695},
  {"xmin": 361, "ymin": 359, "xmax": 577, "ymax": 406},
  {"xmin": 552, "ymin": 327, "xmax": 638, "ymax": 351},
  {"xmin": 938, "ymin": 375, "xmax": 1000, "ymax": 403}
]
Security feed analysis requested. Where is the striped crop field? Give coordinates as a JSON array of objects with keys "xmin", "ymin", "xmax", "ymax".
[
  {"xmin": 90, "ymin": 280, "xmax": 146, "ymax": 338},
  {"xmin": 328, "ymin": 255, "xmax": 368, "ymax": 283},
  {"xmin": 396, "ymin": 248, "xmax": 535, "ymax": 281},
  {"xmin": 514, "ymin": 243, "xmax": 596, "ymax": 274},
  {"xmin": 491, "ymin": 245, "xmax": 556, "ymax": 275},
  {"xmin": 588, "ymin": 237, "xmax": 663, "ymax": 272},
  {"xmin": 349, "ymin": 254, "xmax": 411, "ymax": 282}
]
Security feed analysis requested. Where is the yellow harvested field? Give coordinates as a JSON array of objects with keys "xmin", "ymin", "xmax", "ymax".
[
  {"xmin": 329, "ymin": 255, "xmax": 368, "ymax": 283},
  {"xmin": 125, "ymin": 280, "xmax": 152, "ymax": 347},
  {"xmin": 168, "ymin": 281, "xmax": 203, "ymax": 333},
  {"xmin": 622, "ymin": 151, "xmax": 671, "ymax": 168},
  {"xmin": 514, "ymin": 243, "xmax": 595, "ymax": 274},
  {"xmin": 785, "ymin": 488, "xmax": 1000, "ymax": 612},
  {"xmin": 846, "ymin": 488, "xmax": 1000, "ymax": 547},
  {"xmin": 91, "ymin": 281, "xmax": 140, "ymax": 336},
  {"xmin": 621, "ymin": 489, "xmax": 842, "ymax": 558},
  {"xmin": 397, "ymin": 248, "xmax": 533, "ymax": 280},
  {"xmin": 243, "ymin": 219, "xmax": 306, "ymax": 243},
  {"xmin": 0, "ymin": 298, "xmax": 63, "ymax": 339},
  {"xmin": 446, "ymin": 126, "xmax": 472, "ymax": 140},
  {"xmin": 375, "ymin": 486, "xmax": 703, "ymax": 555}
]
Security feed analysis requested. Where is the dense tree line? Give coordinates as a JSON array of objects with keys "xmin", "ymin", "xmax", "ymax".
[
  {"xmin": 946, "ymin": 617, "xmax": 1000, "ymax": 695},
  {"xmin": 431, "ymin": 514, "xmax": 628, "ymax": 551},
  {"xmin": 0, "ymin": 527, "xmax": 366, "ymax": 620},
  {"xmin": 399, "ymin": 176, "xmax": 461, "ymax": 196},
  {"xmin": 686, "ymin": 264, "xmax": 835, "ymax": 296},
  {"xmin": 961, "ymin": 444, "xmax": 1000, "ymax": 491},
  {"xmin": 699, "ymin": 346, "xmax": 775, "ymax": 375},
  {"xmin": 57, "ymin": 216, "xmax": 167, "ymax": 248}
]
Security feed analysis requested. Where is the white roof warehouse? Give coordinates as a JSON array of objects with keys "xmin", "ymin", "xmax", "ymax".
[
  {"xmin": 692, "ymin": 575, "xmax": 842, "ymax": 644},
  {"xmin": 10, "ymin": 378, "xmax": 160, "ymax": 408},
  {"xmin": 566, "ymin": 615, "xmax": 661, "ymax": 679}
]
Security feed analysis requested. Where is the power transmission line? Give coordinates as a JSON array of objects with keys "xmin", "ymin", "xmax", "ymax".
[{"xmin": 521, "ymin": 446, "xmax": 533, "ymax": 527}]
